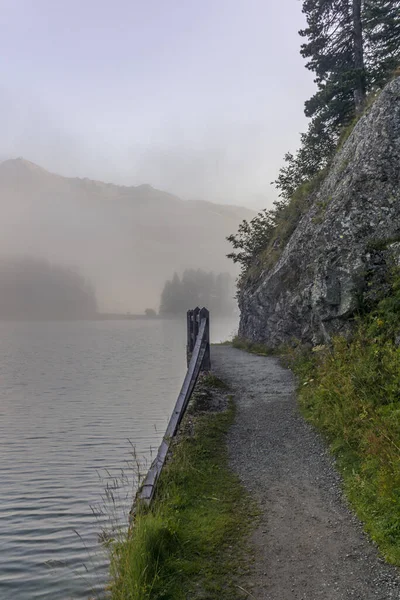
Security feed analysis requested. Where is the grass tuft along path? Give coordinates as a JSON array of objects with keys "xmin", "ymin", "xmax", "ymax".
[{"xmin": 212, "ymin": 345, "xmax": 400, "ymax": 600}]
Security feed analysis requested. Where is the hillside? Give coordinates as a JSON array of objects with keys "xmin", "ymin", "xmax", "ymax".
[{"xmin": 0, "ymin": 159, "xmax": 254, "ymax": 312}]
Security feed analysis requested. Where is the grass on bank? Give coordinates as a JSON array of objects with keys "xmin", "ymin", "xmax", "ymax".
[
  {"xmin": 281, "ymin": 276, "xmax": 400, "ymax": 565},
  {"xmin": 108, "ymin": 374, "xmax": 256, "ymax": 600},
  {"xmin": 232, "ymin": 271, "xmax": 400, "ymax": 564},
  {"xmin": 231, "ymin": 336, "xmax": 275, "ymax": 357}
]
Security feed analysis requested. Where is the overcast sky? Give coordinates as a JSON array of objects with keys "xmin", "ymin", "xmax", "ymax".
[{"xmin": 0, "ymin": 0, "xmax": 314, "ymax": 209}]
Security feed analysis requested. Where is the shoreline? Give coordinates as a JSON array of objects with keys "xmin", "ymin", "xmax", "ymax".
[{"xmin": 0, "ymin": 314, "xmax": 237, "ymax": 322}]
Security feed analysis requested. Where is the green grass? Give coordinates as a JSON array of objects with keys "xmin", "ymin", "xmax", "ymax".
[
  {"xmin": 108, "ymin": 376, "xmax": 256, "ymax": 599},
  {"xmin": 232, "ymin": 272, "xmax": 400, "ymax": 565},
  {"xmin": 201, "ymin": 372, "xmax": 231, "ymax": 390},
  {"xmin": 283, "ymin": 277, "xmax": 400, "ymax": 565},
  {"xmin": 232, "ymin": 336, "xmax": 275, "ymax": 357}
]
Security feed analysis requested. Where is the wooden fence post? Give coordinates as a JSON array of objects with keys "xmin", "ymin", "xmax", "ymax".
[
  {"xmin": 186, "ymin": 309, "xmax": 193, "ymax": 366},
  {"xmin": 136, "ymin": 315, "xmax": 209, "ymax": 507},
  {"xmin": 199, "ymin": 307, "xmax": 211, "ymax": 371},
  {"xmin": 193, "ymin": 307, "xmax": 200, "ymax": 350}
]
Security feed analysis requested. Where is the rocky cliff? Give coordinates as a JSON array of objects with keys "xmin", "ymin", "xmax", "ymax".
[{"xmin": 239, "ymin": 77, "xmax": 400, "ymax": 347}]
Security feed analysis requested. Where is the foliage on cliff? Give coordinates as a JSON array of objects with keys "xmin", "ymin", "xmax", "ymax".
[
  {"xmin": 227, "ymin": 169, "xmax": 326, "ymax": 289},
  {"xmin": 226, "ymin": 209, "xmax": 277, "ymax": 271},
  {"xmin": 235, "ymin": 74, "xmax": 400, "ymax": 347},
  {"xmin": 228, "ymin": 2, "xmax": 400, "ymax": 293}
]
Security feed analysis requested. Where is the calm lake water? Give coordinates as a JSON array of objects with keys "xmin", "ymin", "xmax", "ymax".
[{"xmin": 0, "ymin": 318, "xmax": 237, "ymax": 600}]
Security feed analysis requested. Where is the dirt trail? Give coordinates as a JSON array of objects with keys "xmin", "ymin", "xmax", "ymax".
[{"xmin": 212, "ymin": 345, "xmax": 400, "ymax": 600}]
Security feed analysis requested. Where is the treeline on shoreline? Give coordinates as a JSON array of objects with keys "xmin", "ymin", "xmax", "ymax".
[
  {"xmin": 159, "ymin": 269, "xmax": 236, "ymax": 317},
  {"xmin": 0, "ymin": 257, "xmax": 97, "ymax": 320},
  {"xmin": 0, "ymin": 259, "xmax": 237, "ymax": 322}
]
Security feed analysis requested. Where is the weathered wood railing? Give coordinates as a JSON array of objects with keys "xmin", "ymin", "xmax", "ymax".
[
  {"xmin": 136, "ymin": 307, "xmax": 211, "ymax": 507},
  {"xmin": 186, "ymin": 307, "xmax": 211, "ymax": 369}
]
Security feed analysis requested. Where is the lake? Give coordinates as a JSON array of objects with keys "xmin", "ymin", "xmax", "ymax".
[{"xmin": 0, "ymin": 318, "xmax": 237, "ymax": 599}]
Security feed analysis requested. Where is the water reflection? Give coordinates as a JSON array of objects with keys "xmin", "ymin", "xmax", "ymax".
[{"xmin": 0, "ymin": 317, "xmax": 237, "ymax": 599}]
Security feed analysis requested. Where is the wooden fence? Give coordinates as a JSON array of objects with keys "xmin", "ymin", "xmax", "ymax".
[{"xmin": 136, "ymin": 307, "xmax": 211, "ymax": 507}]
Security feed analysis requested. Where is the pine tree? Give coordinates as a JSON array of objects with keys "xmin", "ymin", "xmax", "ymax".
[
  {"xmin": 353, "ymin": 0, "xmax": 367, "ymax": 111},
  {"xmin": 275, "ymin": 0, "xmax": 400, "ymax": 200},
  {"xmin": 364, "ymin": 0, "xmax": 400, "ymax": 88},
  {"xmin": 159, "ymin": 273, "xmax": 182, "ymax": 314},
  {"xmin": 159, "ymin": 270, "xmax": 235, "ymax": 316},
  {"xmin": 229, "ymin": 0, "xmax": 400, "ymax": 283},
  {"xmin": 159, "ymin": 280, "xmax": 173, "ymax": 314},
  {"xmin": 300, "ymin": 0, "xmax": 366, "ymax": 126}
]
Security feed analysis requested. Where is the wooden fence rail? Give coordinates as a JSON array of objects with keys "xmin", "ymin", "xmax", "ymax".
[{"xmin": 136, "ymin": 307, "xmax": 211, "ymax": 507}]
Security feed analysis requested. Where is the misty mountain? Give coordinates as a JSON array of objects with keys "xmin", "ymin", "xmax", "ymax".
[{"xmin": 0, "ymin": 158, "xmax": 255, "ymax": 312}]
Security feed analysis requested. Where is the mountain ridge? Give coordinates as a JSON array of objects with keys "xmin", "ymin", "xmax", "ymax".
[
  {"xmin": 0, "ymin": 158, "xmax": 255, "ymax": 312},
  {"xmin": 0, "ymin": 158, "xmax": 255, "ymax": 216}
]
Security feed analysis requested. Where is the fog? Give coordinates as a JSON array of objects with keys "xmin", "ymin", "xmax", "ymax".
[
  {"xmin": 0, "ymin": 0, "xmax": 315, "ymax": 315},
  {"xmin": 1, "ymin": 0, "xmax": 314, "ymax": 207},
  {"xmin": 0, "ymin": 158, "xmax": 255, "ymax": 313}
]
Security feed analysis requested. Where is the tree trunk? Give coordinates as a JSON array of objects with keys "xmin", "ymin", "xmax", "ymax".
[{"xmin": 353, "ymin": 0, "xmax": 366, "ymax": 112}]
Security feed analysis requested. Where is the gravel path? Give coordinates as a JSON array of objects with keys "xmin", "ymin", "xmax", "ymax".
[{"xmin": 212, "ymin": 345, "xmax": 400, "ymax": 600}]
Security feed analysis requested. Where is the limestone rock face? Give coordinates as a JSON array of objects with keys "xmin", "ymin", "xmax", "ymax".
[{"xmin": 239, "ymin": 77, "xmax": 400, "ymax": 347}]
